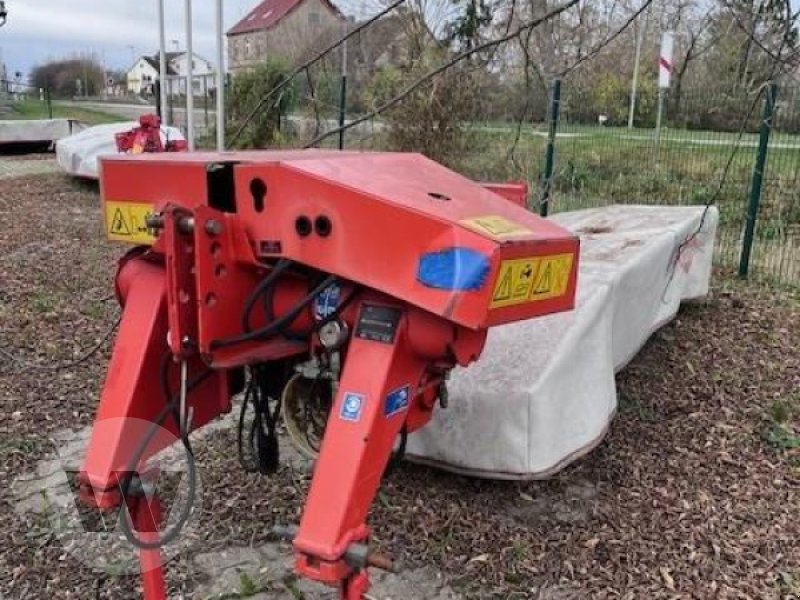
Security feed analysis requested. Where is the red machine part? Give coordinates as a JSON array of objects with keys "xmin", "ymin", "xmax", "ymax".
[
  {"xmin": 481, "ymin": 181, "xmax": 529, "ymax": 208},
  {"xmin": 80, "ymin": 150, "xmax": 579, "ymax": 600},
  {"xmin": 115, "ymin": 114, "xmax": 188, "ymax": 155}
]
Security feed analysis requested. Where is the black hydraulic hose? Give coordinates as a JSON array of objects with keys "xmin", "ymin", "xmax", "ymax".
[
  {"xmin": 117, "ymin": 364, "xmax": 213, "ymax": 550},
  {"xmin": 241, "ymin": 258, "xmax": 293, "ymax": 334},
  {"xmin": 384, "ymin": 423, "xmax": 409, "ymax": 476},
  {"xmin": 211, "ymin": 274, "xmax": 338, "ymax": 350}
]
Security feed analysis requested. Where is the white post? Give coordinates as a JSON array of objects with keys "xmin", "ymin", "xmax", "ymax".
[
  {"xmin": 185, "ymin": 0, "xmax": 195, "ymax": 151},
  {"xmin": 157, "ymin": 0, "xmax": 168, "ymax": 126},
  {"xmin": 215, "ymin": 0, "xmax": 225, "ymax": 151}
]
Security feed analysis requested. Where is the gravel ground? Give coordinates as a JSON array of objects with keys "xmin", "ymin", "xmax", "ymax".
[
  {"xmin": 0, "ymin": 152, "xmax": 60, "ymax": 179},
  {"xmin": 1, "ymin": 169, "xmax": 798, "ymax": 599}
]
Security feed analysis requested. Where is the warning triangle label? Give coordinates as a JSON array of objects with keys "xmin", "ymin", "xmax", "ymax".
[
  {"xmin": 490, "ymin": 253, "xmax": 574, "ymax": 309},
  {"xmin": 105, "ymin": 201, "xmax": 157, "ymax": 245},
  {"xmin": 492, "ymin": 267, "xmax": 513, "ymax": 302},
  {"xmin": 110, "ymin": 208, "xmax": 131, "ymax": 236}
]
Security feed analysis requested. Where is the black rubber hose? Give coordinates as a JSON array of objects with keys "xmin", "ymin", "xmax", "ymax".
[
  {"xmin": 241, "ymin": 259, "xmax": 293, "ymax": 333},
  {"xmin": 211, "ymin": 274, "xmax": 337, "ymax": 350},
  {"xmin": 117, "ymin": 364, "xmax": 213, "ymax": 550}
]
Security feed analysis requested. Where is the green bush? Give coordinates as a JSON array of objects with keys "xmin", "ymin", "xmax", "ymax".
[
  {"xmin": 364, "ymin": 63, "xmax": 479, "ymax": 166},
  {"xmin": 227, "ymin": 59, "xmax": 296, "ymax": 149}
]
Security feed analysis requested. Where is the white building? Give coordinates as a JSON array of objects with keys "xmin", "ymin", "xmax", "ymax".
[{"xmin": 126, "ymin": 52, "xmax": 215, "ymax": 97}]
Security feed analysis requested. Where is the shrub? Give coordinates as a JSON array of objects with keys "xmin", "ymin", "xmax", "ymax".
[
  {"xmin": 364, "ymin": 62, "xmax": 479, "ymax": 166},
  {"xmin": 227, "ymin": 59, "xmax": 296, "ymax": 149}
]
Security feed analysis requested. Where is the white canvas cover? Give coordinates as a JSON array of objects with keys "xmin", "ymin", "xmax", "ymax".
[
  {"xmin": 408, "ymin": 205, "xmax": 718, "ymax": 479},
  {"xmin": 0, "ymin": 119, "xmax": 84, "ymax": 145},
  {"xmin": 55, "ymin": 121, "xmax": 185, "ymax": 179}
]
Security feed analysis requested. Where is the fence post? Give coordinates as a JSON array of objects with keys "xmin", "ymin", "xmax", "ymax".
[
  {"xmin": 45, "ymin": 87, "xmax": 53, "ymax": 119},
  {"xmin": 154, "ymin": 79, "xmax": 162, "ymax": 120},
  {"xmin": 337, "ymin": 74, "xmax": 347, "ymax": 150},
  {"xmin": 540, "ymin": 78, "xmax": 562, "ymax": 217},
  {"xmin": 168, "ymin": 79, "xmax": 174, "ymax": 127},
  {"xmin": 739, "ymin": 82, "xmax": 777, "ymax": 279}
]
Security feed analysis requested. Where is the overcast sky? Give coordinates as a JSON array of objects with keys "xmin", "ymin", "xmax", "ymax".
[
  {"xmin": 4, "ymin": 1, "xmax": 799, "ymax": 80},
  {"xmin": 0, "ymin": 0, "xmax": 364, "ymax": 78}
]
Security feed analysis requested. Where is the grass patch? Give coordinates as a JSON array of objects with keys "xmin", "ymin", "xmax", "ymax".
[
  {"xmin": 31, "ymin": 290, "xmax": 58, "ymax": 314},
  {"xmin": 763, "ymin": 397, "xmax": 800, "ymax": 455},
  {"xmin": 6, "ymin": 99, "xmax": 125, "ymax": 125},
  {"xmin": 238, "ymin": 572, "xmax": 259, "ymax": 596},
  {"xmin": 618, "ymin": 393, "xmax": 657, "ymax": 423}
]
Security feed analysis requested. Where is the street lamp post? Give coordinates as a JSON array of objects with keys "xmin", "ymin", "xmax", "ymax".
[
  {"xmin": 157, "ymin": 0, "xmax": 168, "ymax": 126},
  {"xmin": 184, "ymin": 0, "xmax": 194, "ymax": 151}
]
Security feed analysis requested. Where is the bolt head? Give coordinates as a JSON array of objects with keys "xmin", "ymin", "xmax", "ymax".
[{"xmin": 205, "ymin": 220, "xmax": 223, "ymax": 236}]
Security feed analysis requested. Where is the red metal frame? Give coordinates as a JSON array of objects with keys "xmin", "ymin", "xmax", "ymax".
[{"xmin": 80, "ymin": 151, "xmax": 580, "ymax": 600}]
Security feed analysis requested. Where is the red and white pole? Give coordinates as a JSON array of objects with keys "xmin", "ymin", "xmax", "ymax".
[{"xmin": 658, "ymin": 32, "xmax": 674, "ymax": 89}]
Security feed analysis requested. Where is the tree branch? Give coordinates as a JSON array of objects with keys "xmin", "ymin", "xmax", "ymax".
[{"xmin": 305, "ymin": 0, "xmax": 582, "ymax": 148}]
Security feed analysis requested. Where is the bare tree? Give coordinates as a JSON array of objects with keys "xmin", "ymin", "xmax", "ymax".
[{"xmin": 668, "ymin": 1, "xmax": 718, "ymax": 114}]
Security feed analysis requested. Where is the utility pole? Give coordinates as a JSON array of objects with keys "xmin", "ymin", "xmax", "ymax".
[
  {"xmin": 628, "ymin": 3, "xmax": 648, "ymax": 129},
  {"xmin": 215, "ymin": 0, "xmax": 225, "ymax": 151}
]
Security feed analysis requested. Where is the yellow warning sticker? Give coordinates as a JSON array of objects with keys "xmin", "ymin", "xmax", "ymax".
[
  {"xmin": 105, "ymin": 201, "xmax": 157, "ymax": 245},
  {"xmin": 461, "ymin": 215, "xmax": 532, "ymax": 240},
  {"xmin": 490, "ymin": 253, "xmax": 574, "ymax": 309}
]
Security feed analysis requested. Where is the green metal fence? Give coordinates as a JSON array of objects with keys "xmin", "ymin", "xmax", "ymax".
[
  {"xmin": 451, "ymin": 81, "xmax": 800, "ymax": 289},
  {"xmin": 543, "ymin": 81, "xmax": 799, "ymax": 288}
]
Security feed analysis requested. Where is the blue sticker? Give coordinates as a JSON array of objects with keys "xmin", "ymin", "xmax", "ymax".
[
  {"xmin": 314, "ymin": 283, "xmax": 342, "ymax": 321},
  {"xmin": 340, "ymin": 392, "xmax": 365, "ymax": 422},
  {"xmin": 417, "ymin": 247, "xmax": 490, "ymax": 291},
  {"xmin": 384, "ymin": 385, "xmax": 411, "ymax": 417}
]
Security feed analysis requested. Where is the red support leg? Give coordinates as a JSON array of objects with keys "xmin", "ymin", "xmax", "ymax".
[
  {"xmin": 293, "ymin": 304, "xmax": 428, "ymax": 594},
  {"xmin": 130, "ymin": 491, "xmax": 167, "ymax": 600},
  {"xmin": 341, "ymin": 571, "xmax": 370, "ymax": 600}
]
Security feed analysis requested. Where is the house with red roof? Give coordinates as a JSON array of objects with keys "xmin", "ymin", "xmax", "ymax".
[{"xmin": 227, "ymin": 0, "xmax": 345, "ymax": 73}]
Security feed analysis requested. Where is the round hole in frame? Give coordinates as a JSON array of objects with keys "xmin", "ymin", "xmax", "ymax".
[
  {"xmin": 315, "ymin": 215, "xmax": 333, "ymax": 238},
  {"xmin": 295, "ymin": 216, "xmax": 313, "ymax": 238}
]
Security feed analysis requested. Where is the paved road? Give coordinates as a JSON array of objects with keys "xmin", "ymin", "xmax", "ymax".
[
  {"xmin": 61, "ymin": 101, "xmax": 385, "ymax": 140},
  {"xmin": 60, "ymin": 100, "xmax": 215, "ymax": 127}
]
